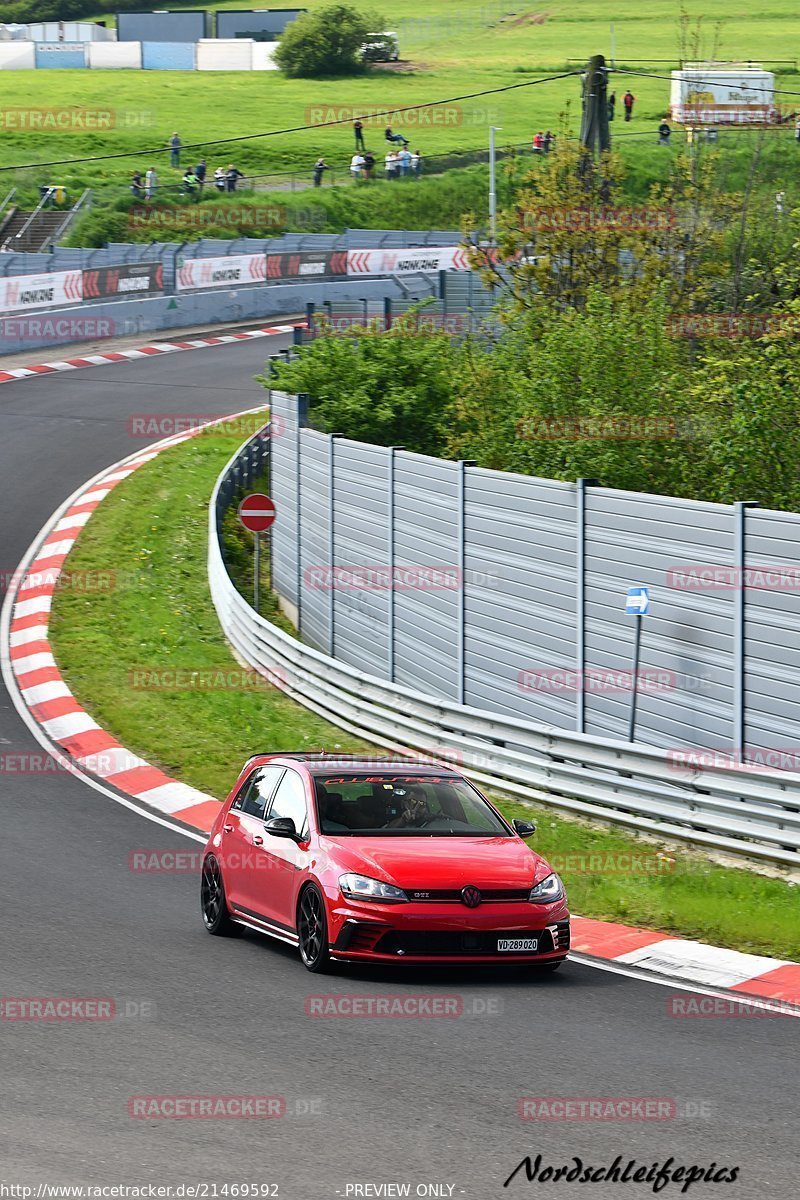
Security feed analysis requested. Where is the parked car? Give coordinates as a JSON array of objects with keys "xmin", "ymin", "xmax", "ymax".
[{"xmin": 360, "ymin": 31, "xmax": 400, "ymax": 62}]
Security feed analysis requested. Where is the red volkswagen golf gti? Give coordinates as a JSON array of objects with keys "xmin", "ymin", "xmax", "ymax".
[{"xmin": 200, "ymin": 753, "xmax": 570, "ymax": 973}]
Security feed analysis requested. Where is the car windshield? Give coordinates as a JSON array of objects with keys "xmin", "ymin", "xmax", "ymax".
[{"xmin": 313, "ymin": 774, "xmax": 511, "ymax": 836}]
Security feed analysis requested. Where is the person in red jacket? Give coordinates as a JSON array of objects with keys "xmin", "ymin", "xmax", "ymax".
[{"xmin": 623, "ymin": 90, "xmax": 635, "ymax": 121}]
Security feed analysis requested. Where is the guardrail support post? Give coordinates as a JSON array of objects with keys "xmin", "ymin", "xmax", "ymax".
[
  {"xmin": 383, "ymin": 296, "xmax": 392, "ymax": 331},
  {"xmin": 305, "ymin": 301, "xmax": 315, "ymax": 337},
  {"xmin": 734, "ymin": 500, "xmax": 759, "ymax": 754},
  {"xmin": 576, "ymin": 478, "xmax": 599, "ymax": 732},
  {"xmin": 457, "ymin": 460, "xmax": 477, "ymax": 705}
]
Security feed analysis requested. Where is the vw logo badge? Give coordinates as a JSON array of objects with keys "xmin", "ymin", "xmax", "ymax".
[{"xmin": 461, "ymin": 885, "xmax": 482, "ymax": 908}]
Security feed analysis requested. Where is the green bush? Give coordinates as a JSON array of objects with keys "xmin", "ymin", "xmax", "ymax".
[
  {"xmin": 264, "ymin": 308, "xmax": 458, "ymax": 455},
  {"xmin": 274, "ymin": 4, "xmax": 382, "ymax": 78}
]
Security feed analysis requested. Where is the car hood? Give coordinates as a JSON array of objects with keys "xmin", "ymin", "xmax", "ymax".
[{"xmin": 325, "ymin": 835, "xmax": 550, "ymax": 891}]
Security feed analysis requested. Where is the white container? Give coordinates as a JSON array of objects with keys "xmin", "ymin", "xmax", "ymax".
[{"xmin": 670, "ymin": 65, "xmax": 776, "ymax": 124}]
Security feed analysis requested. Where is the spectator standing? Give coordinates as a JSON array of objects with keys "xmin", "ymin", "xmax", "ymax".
[
  {"xmin": 623, "ymin": 91, "xmax": 635, "ymax": 121},
  {"xmin": 385, "ymin": 148, "xmax": 399, "ymax": 179},
  {"xmin": 169, "ymin": 132, "xmax": 181, "ymax": 168},
  {"xmin": 131, "ymin": 170, "xmax": 144, "ymax": 199},
  {"xmin": 398, "ymin": 146, "xmax": 412, "ymax": 176},
  {"xmin": 385, "ymin": 125, "xmax": 409, "ymax": 147},
  {"xmin": 214, "ymin": 166, "xmax": 226, "ymax": 192},
  {"xmin": 225, "ymin": 163, "xmax": 244, "ymax": 193},
  {"xmin": 313, "ymin": 156, "xmax": 327, "ymax": 187},
  {"xmin": 410, "ymin": 148, "xmax": 421, "ymax": 177},
  {"xmin": 182, "ymin": 166, "xmax": 199, "ymax": 199},
  {"xmin": 532, "ymin": 131, "xmax": 544, "ymax": 154},
  {"xmin": 195, "ymin": 159, "xmax": 207, "ymax": 192},
  {"xmin": 607, "ymin": 91, "xmax": 616, "ymax": 121},
  {"xmin": 350, "ymin": 151, "xmax": 365, "ymax": 181},
  {"xmin": 362, "ymin": 151, "xmax": 375, "ymax": 180},
  {"xmin": 543, "ymin": 130, "xmax": 554, "ymax": 153},
  {"xmin": 354, "ymin": 119, "xmax": 365, "ymax": 150},
  {"xmin": 145, "ymin": 166, "xmax": 158, "ymax": 200},
  {"xmin": 658, "ymin": 119, "xmax": 671, "ymax": 146}
]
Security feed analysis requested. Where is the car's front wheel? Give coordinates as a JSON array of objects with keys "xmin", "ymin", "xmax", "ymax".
[
  {"xmin": 297, "ymin": 885, "xmax": 331, "ymax": 973},
  {"xmin": 201, "ymin": 855, "xmax": 237, "ymax": 936}
]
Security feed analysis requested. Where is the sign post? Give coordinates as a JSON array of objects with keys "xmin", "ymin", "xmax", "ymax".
[
  {"xmin": 624, "ymin": 585, "xmax": 650, "ymax": 742},
  {"xmin": 238, "ymin": 493, "xmax": 277, "ymax": 614}
]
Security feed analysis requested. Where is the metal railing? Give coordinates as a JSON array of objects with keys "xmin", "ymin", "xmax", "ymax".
[
  {"xmin": 50, "ymin": 188, "xmax": 92, "ymax": 246},
  {"xmin": 0, "ymin": 187, "xmax": 17, "ymax": 225},
  {"xmin": 209, "ymin": 427, "xmax": 800, "ymax": 869},
  {"xmin": 5, "ymin": 187, "xmax": 56, "ymax": 252}
]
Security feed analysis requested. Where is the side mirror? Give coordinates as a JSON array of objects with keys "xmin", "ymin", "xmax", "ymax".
[
  {"xmin": 265, "ymin": 816, "xmax": 298, "ymax": 839},
  {"xmin": 513, "ymin": 818, "xmax": 536, "ymax": 838}
]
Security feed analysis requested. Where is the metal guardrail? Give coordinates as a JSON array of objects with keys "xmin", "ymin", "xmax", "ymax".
[{"xmin": 209, "ymin": 427, "xmax": 800, "ymax": 869}]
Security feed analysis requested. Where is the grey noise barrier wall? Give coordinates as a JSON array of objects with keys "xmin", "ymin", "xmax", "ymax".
[
  {"xmin": 269, "ymin": 391, "xmax": 800, "ymax": 767},
  {"xmin": 210, "ymin": 407, "xmax": 800, "ymax": 868}
]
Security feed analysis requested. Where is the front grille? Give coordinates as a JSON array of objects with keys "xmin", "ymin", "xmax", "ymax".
[
  {"xmin": 406, "ymin": 889, "xmax": 531, "ymax": 902},
  {"xmin": 374, "ymin": 928, "xmax": 560, "ymax": 957}
]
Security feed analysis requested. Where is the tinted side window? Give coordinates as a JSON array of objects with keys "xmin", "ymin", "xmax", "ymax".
[
  {"xmin": 233, "ymin": 766, "xmax": 284, "ymax": 818},
  {"xmin": 267, "ymin": 768, "xmax": 308, "ymax": 834}
]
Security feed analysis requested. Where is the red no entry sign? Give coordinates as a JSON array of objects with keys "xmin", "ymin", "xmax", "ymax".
[{"xmin": 238, "ymin": 493, "xmax": 277, "ymax": 533}]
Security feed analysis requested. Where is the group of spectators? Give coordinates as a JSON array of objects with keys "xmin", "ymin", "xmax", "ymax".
[
  {"xmin": 129, "ymin": 134, "xmax": 246, "ymax": 200},
  {"xmin": 531, "ymin": 130, "xmax": 556, "ymax": 154},
  {"xmin": 313, "ymin": 124, "xmax": 423, "ymax": 186},
  {"xmin": 607, "ymin": 91, "xmax": 636, "ymax": 121}
]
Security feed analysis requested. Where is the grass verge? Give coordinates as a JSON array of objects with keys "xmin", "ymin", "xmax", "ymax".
[{"xmin": 49, "ymin": 419, "xmax": 800, "ymax": 960}]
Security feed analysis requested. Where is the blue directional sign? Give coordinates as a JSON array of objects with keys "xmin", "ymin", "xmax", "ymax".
[{"xmin": 625, "ymin": 586, "xmax": 650, "ymax": 616}]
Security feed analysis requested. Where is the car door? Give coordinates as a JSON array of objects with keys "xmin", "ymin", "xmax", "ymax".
[
  {"xmin": 252, "ymin": 767, "xmax": 310, "ymax": 930},
  {"xmin": 218, "ymin": 765, "xmax": 284, "ymax": 911}
]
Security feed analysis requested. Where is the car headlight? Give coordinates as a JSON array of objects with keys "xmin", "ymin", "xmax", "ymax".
[
  {"xmin": 339, "ymin": 873, "xmax": 408, "ymax": 903},
  {"xmin": 528, "ymin": 872, "xmax": 564, "ymax": 904}
]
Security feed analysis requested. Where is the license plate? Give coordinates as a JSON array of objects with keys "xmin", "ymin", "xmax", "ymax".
[{"xmin": 497, "ymin": 937, "xmax": 538, "ymax": 953}]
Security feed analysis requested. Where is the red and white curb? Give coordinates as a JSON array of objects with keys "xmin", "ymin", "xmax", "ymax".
[
  {"xmin": 570, "ymin": 917, "xmax": 800, "ymax": 1011},
  {"xmin": 1, "ymin": 413, "xmax": 253, "ymax": 834},
  {"xmin": 0, "ymin": 322, "xmax": 302, "ymax": 385},
  {"xmin": 1, "ymin": 398, "xmax": 798, "ymax": 1008}
]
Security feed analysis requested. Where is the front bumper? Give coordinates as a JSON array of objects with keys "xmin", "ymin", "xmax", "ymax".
[{"xmin": 329, "ymin": 899, "xmax": 570, "ymax": 964}]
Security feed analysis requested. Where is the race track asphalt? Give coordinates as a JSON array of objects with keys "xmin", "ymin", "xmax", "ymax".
[{"xmin": 0, "ymin": 337, "xmax": 797, "ymax": 1200}]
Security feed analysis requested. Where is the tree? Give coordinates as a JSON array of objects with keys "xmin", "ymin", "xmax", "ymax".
[
  {"xmin": 472, "ymin": 139, "xmax": 735, "ymax": 318},
  {"xmin": 274, "ymin": 5, "xmax": 382, "ymax": 78},
  {"xmin": 260, "ymin": 309, "xmax": 457, "ymax": 454}
]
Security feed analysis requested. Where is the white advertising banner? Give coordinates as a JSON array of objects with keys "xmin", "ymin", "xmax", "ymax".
[
  {"xmin": 176, "ymin": 254, "xmax": 268, "ymax": 291},
  {"xmin": 0, "ymin": 270, "xmax": 83, "ymax": 314},
  {"xmin": 346, "ymin": 246, "xmax": 471, "ymax": 276}
]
